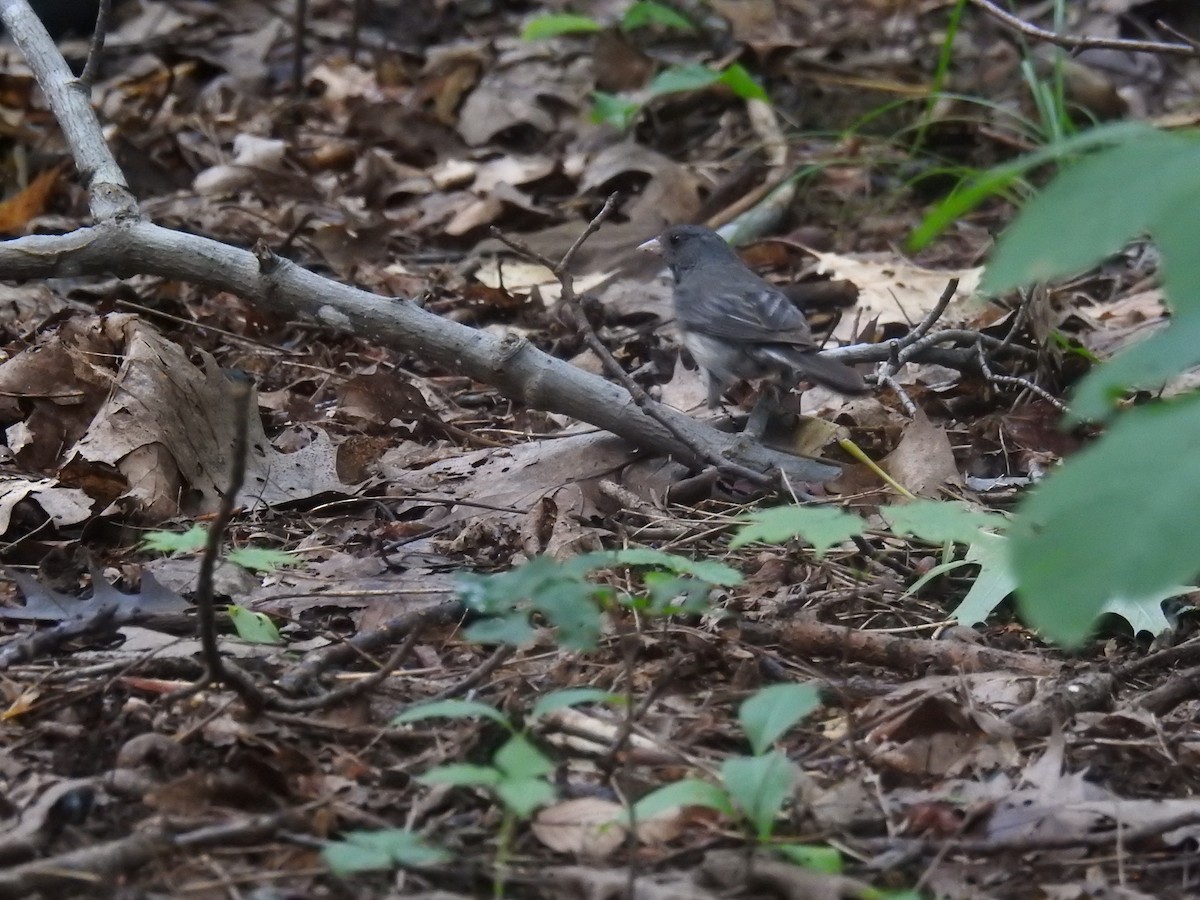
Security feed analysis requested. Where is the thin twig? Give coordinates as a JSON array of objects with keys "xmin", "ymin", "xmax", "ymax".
[
  {"xmin": 970, "ymin": 0, "xmax": 1198, "ymax": 57},
  {"xmin": 267, "ymin": 627, "xmax": 425, "ymax": 713},
  {"xmin": 168, "ymin": 375, "xmax": 267, "ymax": 710},
  {"xmin": 425, "ymin": 644, "xmax": 515, "ymax": 702},
  {"xmin": 976, "ymin": 339, "xmax": 1066, "ymax": 411},
  {"xmin": 79, "ymin": 0, "xmax": 112, "ymax": 87}
]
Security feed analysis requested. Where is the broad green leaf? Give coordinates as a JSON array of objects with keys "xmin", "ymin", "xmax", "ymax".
[
  {"xmin": 139, "ymin": 525, "xmax": 207, "ymax": 554},
  {"xmin": 419, "ymin": 763, "xmax": 501, "ymax": 787},
  {"xmin": 226, "ymin": 547, "xmax": 297, "ymax": 572},
  {"xmin": 948, "ymin": 532, "xmax": 1018, "ymax": 626},
  {"xmin": 591, "ymin": 91, "xmax": 640, "ymax": 130},
  {"xmin": 464, "ymin": 616, "xmax": 537, "ymax": 647},
  {"xmin": 1069, "ymin": 315, "xmax": 1200, "ymax": 422},
  {"xmin": 732, "ymin": 505, "xmax": 864, "ymax": 555},
  {"xmin": 738, "ymin": 683, "xmax": 820, "ymax": 756},
  {"xmin": 392, "ymin": 699, "xmax": 512, "ymax": 729},
  {"xmin": 883, "ymin": 500, "xmax": 1006, "ymax": 544},
  {"xmin": 495, "ymin": 777, "xmax": 557, "ymax": 818},
  {"xmin": 226, "ymin": 605, "xmax": 281, "ymax": 644},
  {"xmin": 775, "ymin": 843, "xmax": 843, "ymax": 874},
  {"xmin": 521, "ymin": 13, "xmax": 602, "ymax": 40},
  {"xmin": 1156, "ymin": 190, "xmax": 1200, "ymax": 318},
  {"xmin": 530, "ymin": 688, "xmax": 622, "ymax": 723},
  {"xmin": 627, "ymin": 778, "xmax": 734, "ymax": 822},
  {"xmin": 909, "ymin": 121, "xmax": 1157, "ymax": 250},
  {"xmin": 721, "ymin": 751, "xmax": 796, "ymax": 840},
  {"xmin": 1011, "ymin": 393, "xmax": 1200, "ymax": 645},
  {"xmin": 622, "ymin": 1, "xmax": 693, "ymax": 31},
  {"xmin": 322, "ymin": 828, "xmax": 450, "ymax": 875},
  {"xmin": 493, "ymin": 734, "xmax": 555, "ymax": 780},
  {"xmin": 984, "ymin": 130, "xmax": 1200, "ymax": 294},
  {"xmin": 576, "ymin": 548, "xmax": 742, "ymax": 585}
]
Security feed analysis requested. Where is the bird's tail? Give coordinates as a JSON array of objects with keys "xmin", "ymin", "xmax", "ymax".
[{"xmin": 763, "ymin": 346, "xmax": 869, "ymax": 395}]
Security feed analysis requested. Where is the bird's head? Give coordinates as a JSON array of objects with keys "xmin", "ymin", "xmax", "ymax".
[{"xmin": 638, "ymin": 225, "xmax": 740, "ymax": 276}]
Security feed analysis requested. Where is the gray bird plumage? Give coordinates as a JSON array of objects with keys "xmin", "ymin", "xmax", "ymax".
[{"xmin": 640, "ymin": 225, "xmax": 867, "ymax": 410}]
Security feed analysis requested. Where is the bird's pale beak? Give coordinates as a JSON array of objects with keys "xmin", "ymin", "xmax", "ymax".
[{"xmin": 637, "ymin": 237, "xmax": 663, "ymax": 255}]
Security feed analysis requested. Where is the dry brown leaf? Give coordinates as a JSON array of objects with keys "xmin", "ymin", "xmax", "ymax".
[{"xmin": 0, "ymin": 165, "xmax": 64, "ymax": 234}]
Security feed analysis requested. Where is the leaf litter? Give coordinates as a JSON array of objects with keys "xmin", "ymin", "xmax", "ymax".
[{"xmin": 0, "ymin": 0, "xmax": 1195, "ymax": 897}]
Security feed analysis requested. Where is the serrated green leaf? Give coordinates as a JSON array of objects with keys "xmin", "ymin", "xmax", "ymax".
[
  {"xmin": 622, "ymin": 1, "xmax": 694, "ymax": 31},
  {"xmin": 983, "ymin": 130, "xmax": 1200, "ymax": 294},
  {"xmin": 226, "ymin": 547, "xmax": 298, "ymax": 572},
  {"xmin": 392, "ymin": 699, "xmax": 512, "ymax": 729},
  {"xmin": 463, "ymin": 616, "xmax": 537, "ymax": 647},
  {"xmin": 738, "ymin": 683, "xmax": 820, "ymax": 756},
  {"xmin": 883, "ymin": 499, "xmax": 1007, "ymax": 544},
  {"xmin": 627, "ymin": 778, "xmax": 734, "ymax": 822},
  {"xmin": 721, "ymin": 751, "xmax": 796, "ymax": 840},
  {"xmin": 521, "ymin": 13, "xmax": 602, "ymax": 40},
  {"xmin": 1011, "ymin": 393, "xmax": 1200, "ymax": 645},
  {"xmin": 775, "ymin": 843, "xmax": 843, "ymax": 874},
  {"xmin": 732, "ymin": 505, "xmax": 864, "ymax": 555},
  {"xmin": 322, "ymin": 829, "xmax": 450, "ymax": 875},
  {"xmin": 529, "ymin": 688, "xmax": 622, "ymax": 723},
  {"xmin": 139, "ymin": 525, "xmax": 207, "ymax": 554},
  {"xmin": 226, "ymin": 605, "xmax": 281, "ymax": 644}
]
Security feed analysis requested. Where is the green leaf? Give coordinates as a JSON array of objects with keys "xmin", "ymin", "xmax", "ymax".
[
  {"xmin": 576, "ymin": 548, "xmax": 742, "ymax": 585},
  {"xmin": 529, "ymin": 688, "xmax": 622, "ymax": 723},
  {"xmin": 983, "ymin": 130, "xmax": 1200, "ymax": 294},
  {"xmin": 948, "ymin": 532, "xmax": 1018, "ymax": 626},
  {"xmin": 1070, "ymin": 315, "xmax": 1200, "ymax": 422},
  {"xmin": 738, "ymin": 683, "xmax": 820, "ymax": 756},
  {"xmin": 648, "ymin": 63, "xmax": 722, "ymax": 96},
  {"xmin": 226, "ymin": 546, "xmax": 297, "ymax": 572},
  {"xmin": 721, "ymin": 751, "xmax": 796, "ymax": 840},
  {"xmin": 717, "ymin": 63, "xmax": 769, "ymax": 102},
  {"xmin": 464, "ymin": 616, "xmax": 536, "ymax": 647},
  {"xmin": 1011, "ymin": 393, "xmax": 1200, "ymax": 644},
  {"xmin": 521, "ymin": 13, "xmax": 602, "ymax": 40},
  {"xmin": 909, "ymin": 121, "xmax": 1158, "ymax": 251},
  {"xmin": 493, "ymin": 734, "xmax": 555, "ymax": 781},
  {"xmin": 392, "ymin": 699, "xmax": 512, "ymax": 730},
  {"xmin": 882, "ymin": 499, "xmax": 1007, "ymax": 545},
  {"xmin": 622, "ymin": 1, "xmax": 694, "ymax": 31},
  {"xmin": 591, "ymin": 91, "xmax": 641, "ymax": 130},
  {"xmin": 732, "ymin": 505, "xmax": 864, "ymax": 555},
  {"xmin": 419, "ymin": 763, "xmax": 501, "ymax": 788},
  {"xmin": 627, "ymin": 778, "xmax": 734, "ymax": 822},
  {"xmin": 494, "ymin": 777, "xmax": 557, "ymax": 818},
  {"xmin": 775, "ymin": 843, "xmax": 844, "ymax": 874},
  {"xmin": 647, "ymin": 63, "xmax": 769, "ymax": 103},
  {"xmin": 139, "ymin": 525, "xmax": 207, "ymax": 554},
  {"xmin": 226, "ymin": 605, "xmax": 281, "ymax": 644},
  {"xmin": 322, "ymin": 828, "xmax": 450, "ymax": 875}
]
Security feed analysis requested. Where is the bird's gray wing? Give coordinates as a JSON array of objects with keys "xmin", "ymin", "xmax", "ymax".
[{"xmin": 674, "ymin": 280, "xmax": 814, "ymax": 347}]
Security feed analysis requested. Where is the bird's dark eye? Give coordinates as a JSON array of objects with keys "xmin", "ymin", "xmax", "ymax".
[{"xmin": 668, "ymin": 234, "xmax": 680, "ymax": 245}]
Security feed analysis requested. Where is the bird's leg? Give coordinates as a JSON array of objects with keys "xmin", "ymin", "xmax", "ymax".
[
  {"xmin": 705, "ymin": 371, "xmax": 724, "ymax": 409},
  {"xmin": 744, "ymin": 384, "xmax": 781, "ymax": 438}
]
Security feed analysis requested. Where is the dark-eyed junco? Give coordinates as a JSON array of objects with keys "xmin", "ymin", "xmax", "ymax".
[{"xmin": 639, "ymin": 225, "xmax": 867, "ymax": 428}]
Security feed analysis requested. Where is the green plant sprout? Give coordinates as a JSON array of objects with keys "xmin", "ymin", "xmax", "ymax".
[{"xmin": 388, "ymin": 691, "xmax": 621, "ymax": 897}]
